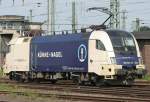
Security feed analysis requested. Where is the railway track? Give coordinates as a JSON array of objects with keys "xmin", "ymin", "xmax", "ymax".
[
  {"xmin": 1, "ymin": 78, "xmax": 150, "ymax": 102},
  {"xmin": 16, "ymin": 84, "xmax": 150, "ymax": 99},
  {"xmin": 0, "ymin": 90, "xmax": 150, "ymax": 102}
]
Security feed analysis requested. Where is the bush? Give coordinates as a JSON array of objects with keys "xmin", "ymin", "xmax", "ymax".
[
  {"xmin": 0, "ymin": 68, "xmax": 3, "ymax": 77},
  {"xmin": 143, "ymin": 75, "xmax": 150, "ymax": 81}
]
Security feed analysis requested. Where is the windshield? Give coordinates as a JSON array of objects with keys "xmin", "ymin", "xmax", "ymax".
[{"xmin": 107, "ymin": 30, "xmax": 137, "ymax": 55}]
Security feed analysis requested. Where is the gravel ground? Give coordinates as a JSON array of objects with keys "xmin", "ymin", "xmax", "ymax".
[
  {"xmin": 0, "ymin": 94, "xmax": 87, "ymax": 102},
  {"xmin": 0, "ymin": 94, "xmax": 65, "ymax": 102}
]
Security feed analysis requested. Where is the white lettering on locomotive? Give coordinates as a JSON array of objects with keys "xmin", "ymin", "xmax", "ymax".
[{"xmin": 37, "ymin": 51, "xmax": 63, "ymax": 58}]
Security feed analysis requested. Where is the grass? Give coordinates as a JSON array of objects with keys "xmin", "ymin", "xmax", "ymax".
[
  {"xmin": 0, "ymin": 83, "xmax": 59, "ymax": 102},
  {"xmin": 0, "ymin": 83, "xmax": 38, "ymax": 100},
  {"xmin": 0, "ymin": 67, "xmax": 3, "ymax": 78},
  {"xmin": 0, "ymin": 83, "xmax": 58, "ymax": 101},
  {"xmin": 143, "ymin": 75, "xmax": 150, "ymax": 81},
  {"xmin": 0, "ymin": 83, "xmax": 36, "ymax": 96},
  {"xmin": 0, "ymin": 84, "xmax": 16, "ymax": 91}
]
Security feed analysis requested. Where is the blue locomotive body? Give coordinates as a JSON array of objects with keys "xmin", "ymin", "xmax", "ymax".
[{"xmin": 30, "ymin": 33, "xmax": 89, "ymax": 72}]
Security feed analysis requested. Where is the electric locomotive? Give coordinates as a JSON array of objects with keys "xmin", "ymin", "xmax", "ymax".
[{"xmin": 4, "ymin": 28, "xmax": 145, "ymax": 85}]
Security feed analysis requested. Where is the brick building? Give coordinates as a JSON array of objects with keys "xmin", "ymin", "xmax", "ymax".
[{"xmin": 133, "ymin": 31, "xmax": 150, "ymax": 74}]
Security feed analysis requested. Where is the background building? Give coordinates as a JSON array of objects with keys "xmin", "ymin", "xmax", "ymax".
[
  {"xmin": 0, "ymin": 15, "xmax": 43, "ymax": 67},
  {"xmin": 133, "ymin": 31, "xmax": 150, "ymax": 74}
]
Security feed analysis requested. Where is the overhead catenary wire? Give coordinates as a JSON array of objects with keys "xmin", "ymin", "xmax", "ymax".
[{"xmin": 0, "ymin": 0, "xmax": 150, "ymax": 31}]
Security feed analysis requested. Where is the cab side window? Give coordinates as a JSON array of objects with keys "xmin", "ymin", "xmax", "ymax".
[{"xmin": 96, "ymin": 40, "xmax": 106, "ymax": 51}]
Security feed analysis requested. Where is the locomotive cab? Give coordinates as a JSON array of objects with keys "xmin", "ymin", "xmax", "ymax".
[
  {"xmin": 88, "ymin": 30, "xmax": 145, "ymax": 85},
  {"xmin": 107, "ymin": 30, "xmax": 145, "ymax": 77}
]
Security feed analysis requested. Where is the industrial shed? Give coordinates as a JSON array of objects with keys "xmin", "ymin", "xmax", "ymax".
[
  {"xmin": 133, "ymin": 31, "xmax": 150, "ymax": 74},
  {"xmin": 0, "ymin": 15, "xmax": 43, "ymax": 67}
]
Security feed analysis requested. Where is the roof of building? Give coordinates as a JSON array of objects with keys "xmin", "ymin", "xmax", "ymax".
[
  {"xmin": 133, "ymin": 31, "xmax": 150, "ymax": 40},
  {"xmin": 27, "ymin": 22, "xmax": 43, "ymax": 25},
  {"xmin": 0, "ymin": 15, "xmax": 25, "ymax": 21},
  {"xmin": 0, "ymin": 15, "xmax": 43, "ymax": 24},
  {"xmin": 0, "ymin": 15, "xmax": 24, "ymax": 17}
]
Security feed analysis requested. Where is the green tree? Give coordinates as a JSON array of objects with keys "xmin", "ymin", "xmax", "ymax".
[{"xmin": 140, "ymin": 26, "xmax": 150, "ymax": 31}]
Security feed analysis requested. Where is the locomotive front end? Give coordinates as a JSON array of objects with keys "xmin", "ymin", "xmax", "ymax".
[
  {"xmin": 88, "ymin": 30, "xmax": 146, "ymax": 85},
  {"xmin": 107, "ymin": 30, "xmax": 146, "ymax": 82}
]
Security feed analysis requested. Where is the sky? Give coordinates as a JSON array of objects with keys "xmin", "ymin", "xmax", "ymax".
[{"xmin": 0, "ymin": 0, "xmax": 150, "ymax": 31}]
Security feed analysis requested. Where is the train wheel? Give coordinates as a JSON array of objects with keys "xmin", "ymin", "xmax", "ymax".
[
  {"xmin": 95, "ymin": 80, "xmax": 105, "ymax": 87},
  {"xmin": 18, "ymin": 77, "xmax": 25, "ymax": 83},
  {"xmin": 14, "ymin": 74, "xmax": 25, "ymax": 83},
  {"xmin": 27, "ymin": 72, "xmax": 36, "ymax": 83},
  {"xmin": 73, "ymin": 78, "xmax": 79, "ymax": 85},
  {"xmin": 51, "ymin": 80, "xmax": 57, "ymax": 84},
  {"xmin": 93, "ymin": 78, "xmax": 105, "ymax": 87},
  {"xmin": 72, "ymin": 76, "xmax": 82, "ymax": 85},
  {"xmin": 9, "ymin": 72, "xmax": 13, "ymax": 80},
  {"xmin": 122, "ymin": 79, "xmax": 134, "ymax": 86},
  {"xmin": 92, "ymin": 76, "xmax": 106, "ymax": 87}
]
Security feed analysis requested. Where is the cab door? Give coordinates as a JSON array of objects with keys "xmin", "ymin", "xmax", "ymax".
[{"xmin": 88, "ymin": 39, "xmax": 108, "ymax": 75}]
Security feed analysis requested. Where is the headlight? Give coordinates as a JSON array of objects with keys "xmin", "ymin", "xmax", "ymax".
[
  {"xmin": 110, "ymin": 57, "xmax": 116, "ymax": 64},
  {"xmin": 138, "ymin": 57, "xmax": 143, "ymax": 64}
]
